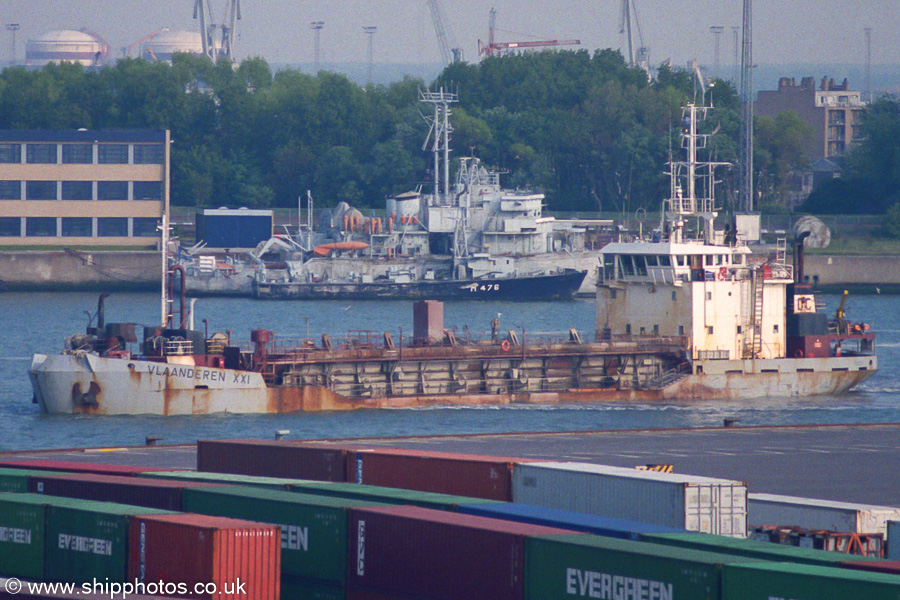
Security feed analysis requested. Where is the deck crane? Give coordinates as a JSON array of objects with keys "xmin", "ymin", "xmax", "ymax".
[
  {"xmin": 478, "ymin": 8, "xmax": 579, "ymax": 58},
  {"xmin": 425, "ymin": 0, "xmax": 462, "ymax": 65},
  {"xmin": 193, "ymin": 0, "xmax": 241, "ymax": 61}
]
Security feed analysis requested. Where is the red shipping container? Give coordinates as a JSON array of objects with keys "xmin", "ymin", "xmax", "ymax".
[
  {"xmin": 128, "ymin": 513, "xmax": 280, "ymax": 600},
  {"xmin": 196, "ymin": 439, "xmax": 347, "ymax": 481},
  {"xmin": 0, "ymin": 458, "xmax": 170, "ymax": 476},
  {"xmin": 347, "ymin": 505, "xmax": 580, "ymax": 600},
  {"xmin": 27, "ymin": 472, "xmax": 222, "ymax": 510},
  {"xmin": 840, "ymin": 560, "xmax": 900, "ymax": 574},
  {"xmin": 346, "ymin": 447, "xmax": 532, "ymax": 501}
]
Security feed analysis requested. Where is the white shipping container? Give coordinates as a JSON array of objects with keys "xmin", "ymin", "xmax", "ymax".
[
  {"xmin": 512, "ymin": 462, "xmax": 748, "ymax": 538},
  {"xmin": 749, "ymin": 493, "xmax": 900, "ymax": 538}
]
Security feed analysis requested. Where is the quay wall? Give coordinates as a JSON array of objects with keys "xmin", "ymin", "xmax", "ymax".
[
  {"xmin": 0, "ymin": 251, "xmax": 159, "ymax": 291},
  {"xmin": 803, "ymin": 255, "xmax": 900, "ymax": 292}
]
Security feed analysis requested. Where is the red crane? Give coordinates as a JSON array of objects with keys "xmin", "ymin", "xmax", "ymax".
[{"xmin": 477, "ymin": 8, "xmax": 579, "ymax": 58}]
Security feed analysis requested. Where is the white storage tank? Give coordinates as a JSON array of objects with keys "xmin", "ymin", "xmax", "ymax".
[
  {"xmin": 749, "ymin": 493, "xmax": 900, "ymax": 538},
  {"xmin": 26, "ymin": 30, "xmax": 104, "ymax": 66},
  {"xmin": 512, "ymin": 461, "xmax": 748, "ymax": 537},
  {"xmin": 141, "ymin": 30, "xmax": 203, "ymax": 62}
]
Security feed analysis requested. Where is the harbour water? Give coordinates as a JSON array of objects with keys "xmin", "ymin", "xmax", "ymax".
[{"xmin": 1, "ymin": 290, "xmax": 898, "ymax": 452}]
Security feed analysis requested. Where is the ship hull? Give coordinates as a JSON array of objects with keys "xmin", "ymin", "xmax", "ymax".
[
  {"xmin": 30, "ymin": 351, "xmax": 877, "ymax": 416},
  {"xmin": 253, "ymin": 269, "xmax": 587, "ymax": 301}
]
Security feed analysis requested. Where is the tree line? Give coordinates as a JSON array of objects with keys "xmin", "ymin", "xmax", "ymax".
[{"xmin": 0, "ymin": 50, "xmax": 896, "ymax": 218}]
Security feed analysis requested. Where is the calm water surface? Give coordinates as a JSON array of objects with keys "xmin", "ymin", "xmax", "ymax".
[{"xmin": 1, "ymin": 291, "xmax": 897, "ymax": 451}]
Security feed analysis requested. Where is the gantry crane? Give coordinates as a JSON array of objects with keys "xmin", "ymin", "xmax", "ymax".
[
  {"xmin": 193, "ymin": 0, "xmax": 241, "ymax": 61},
  {"xmin": 425, "ymin": 0, "xmax": 462, "ymax": 65},
  {"xmin": 478, "ymin": 8, "xmax": 579, "ymax": 58}
]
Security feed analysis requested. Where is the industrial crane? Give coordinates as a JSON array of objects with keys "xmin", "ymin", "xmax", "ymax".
[
  {"xmin": 478, "ymin": 8, "xmax": 579, "ymax": 58},
  {"xmin": 425, "ymin": 0, "xmax": 462, "ymax": 65},
  {"xmin": 193, "ymin": 0, "xmax": 241, "ymax": 61}
]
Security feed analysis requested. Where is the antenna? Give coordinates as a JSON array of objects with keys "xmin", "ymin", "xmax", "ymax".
[
  {"xmin": 864, "ymin": 27, "xmax": 872, "ymax": 103},
  {"xmin": 739, "ymin": 0, "xmax": 753, "ymax": 213},
  {"xmin": 310, "ymin": 21, "xmax": 324, "ymax": 72},
  {"xmin": 363, "ymin": 26, "xmax": 377, "ymax": 86},
  {"xmin": 710, "ymin": 26, "xmax": 724, "ymax": 80}
]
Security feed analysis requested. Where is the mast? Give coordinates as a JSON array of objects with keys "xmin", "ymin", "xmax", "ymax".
[{"xmin": 665, "ymin": 104, "xmax": 730, "ymax": 244}]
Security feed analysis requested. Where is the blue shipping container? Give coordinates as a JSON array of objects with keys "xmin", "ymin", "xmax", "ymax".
[{"xmin": 457, "ymin": 502, "xmax": 687, "ymax": 540}]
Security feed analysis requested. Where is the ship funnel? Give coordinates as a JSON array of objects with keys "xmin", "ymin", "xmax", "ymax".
[
  {"xmin": 794, "ymin": 231, "xmax": 811, "ymax": 284},
  {"xmin": 96, "ymin": 293, "xmax": 111, "ymax": 330}
]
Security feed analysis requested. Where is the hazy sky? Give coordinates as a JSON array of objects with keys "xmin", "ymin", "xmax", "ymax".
[{"xmin": 8, "ymin": 1, "xmax": 898, "ymax": 68}]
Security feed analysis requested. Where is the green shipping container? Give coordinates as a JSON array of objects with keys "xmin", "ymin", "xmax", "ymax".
[
  {"xmin": 0, "ymin": 494, "xmax": 47, "ymax": 580},
  {"xmin": 286, "ymin": 480, "xmax": 504, "ymax": 511},
  {"xmin": 0, "ymin": 468, "xmax": 66, "ymax": 493},
  {"xmin": 281, "ymin": 576, "xmax": 346, "ymax": 600},
  {"xmin": 182, "ymin": 485, "xmax": 389, "ymax": 583},
  {"xmin": 722, "ymin": 562, "xmax": 900, "ymax": 600},
  {"xmin": 525, "ymin": 534, "xmax": 763, "ymax": 600},
  {"xmin": 640, "ymin": 532, "xmax": 881, "ymax": 567},
  {"xmin": 139, "ymin": 470, "xmax": 312, "ymax": 489},
  {"xmin": 44, "ymin": 496, "xmax": 171, "ymax": 583},
  {"xmin": 144, "ymin": 470, "xmax": 502, "ymax": 512}
]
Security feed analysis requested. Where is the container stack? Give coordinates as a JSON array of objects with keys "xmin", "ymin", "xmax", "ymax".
[{"xmin": 2, "ymin": 441, "xmax": 900, "ymax": 599}]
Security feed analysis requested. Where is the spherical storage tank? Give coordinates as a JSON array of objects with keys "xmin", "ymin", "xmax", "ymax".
[
  {"xmin": 26, "ymin": 30, "xmax": 103, "ymax": 66},
  {"xmin": 141, "ymin": 30, "xmax": 203, "ymax": 62}
]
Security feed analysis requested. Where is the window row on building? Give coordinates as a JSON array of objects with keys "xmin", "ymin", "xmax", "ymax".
[
  {"xmin": 0, "ymin": 181, "xmax": 163, "ymax": 201},
  {"xmin": 0, "ymin": 216, "xmax": 160, "ymax": 238},
  {"xmin": 0, "ymin": 142, "xmax": 165, "ymax": 165}
]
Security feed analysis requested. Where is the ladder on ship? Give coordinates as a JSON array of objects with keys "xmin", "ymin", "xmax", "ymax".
[
  {"xmin": 775, "ymin": 238, "xmax": 787, "ymax": 266},
  {"xmin": 750, "ymin": 267, "xmax": 765, "ymax": 358}
]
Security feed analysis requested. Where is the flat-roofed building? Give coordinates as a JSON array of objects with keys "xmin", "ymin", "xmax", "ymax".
[{"xmin": 0, "ymin": 129, "xmax": 169, "ymax": 248}]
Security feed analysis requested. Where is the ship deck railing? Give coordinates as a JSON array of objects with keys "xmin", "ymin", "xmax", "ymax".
[{"xmin": 240, "ymin": 332, "xmax": 688, "ymax": 366}]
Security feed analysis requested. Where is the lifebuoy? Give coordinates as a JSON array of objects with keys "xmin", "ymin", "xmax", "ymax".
[
  {"xmin": 795, "ymin": 349, "xmax": 804, "ymax": 358},
  {"xmin": 717, "ymin": 267, "xmax": 727, "ymax": 281},
  {"xmin": 500, "ymin": 340, "xmax": 510, "ymax": 352}
]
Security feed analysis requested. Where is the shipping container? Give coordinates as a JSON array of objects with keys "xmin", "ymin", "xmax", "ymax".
[
  {"xmin": 840, "ymin": 560, "xmax": 900, "ymax": 575},
  {"xmin": 749, "ymin": 492, "xmax": 900, "ymax": 537},
  {"xmin": 348, "ymin": 447, "xmax": 527, "ymax": 501},
  {"xmin": 457, "ymin": 502, "xmax": 687, "ymax": 540},
  {"xmin": 0, "ymin": 493, "xmax": 47, "ymax": 580},
  {"xmin": 282, "ymin": 576, "xmax": 346, "ymax": 600},
  {"xmin": 43, "ymin": 496, "xmax": 171, "ymax": 583},
  {"xmin": 197, "ymin": 439, "xmax": 347, "ymax": 481},
  {"xmin": 183, "ymin": 485, "xmax": 388, "ymax": 582},
  {"xmin": 721, "ymin": 562, "xmax": 900, "ymax": 600},
  {"xmin": 513, "ymin": 461, "xmax": 748, "ymax": 537},
  {"xmin": 346, "ymin": 505, "xmax": 580, "ymax": 600},
  {"xmin": 0, "ymin": 459, "xmax": 167, "ymax": 476},
  {"xmin": 139, "ymin": 469, "xmax": 309, "ymax": 490},
  {"xmin": 640, "ymin": 531, "xmax": 881, "ymax": 567},
  {"xmin": 525, "ymin": 534, "xmax": 763, "ymax": 600},
  {"xmin": 28, "ymin": 472, "xmax": 221, "ymax": 511},
  {"xmin": 0, "ymin": 468, "xmax": 66, "ymax": 493},
  {"xmin": 127, "ymin": 513, "xmax": 280, "ymax": 600},
  {"xmin": 890, "ymin": 521, "xmax": 900, "ymax": 560},
  {"xmin": 287, "ymin": 480, "xmax": 503, "ymax": 511}
]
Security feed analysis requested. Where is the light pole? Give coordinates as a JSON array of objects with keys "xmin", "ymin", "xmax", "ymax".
[
  {"xmin": 310, "ymin": 21, "xmax": 324, "ymax": 72},
  {"xmin": 363, "ymin": 26, "xmax": 377, "ymax": 86},
  {"xmin": 5, "ymin": 23, "xmax": 19, "ymax": 66}
]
